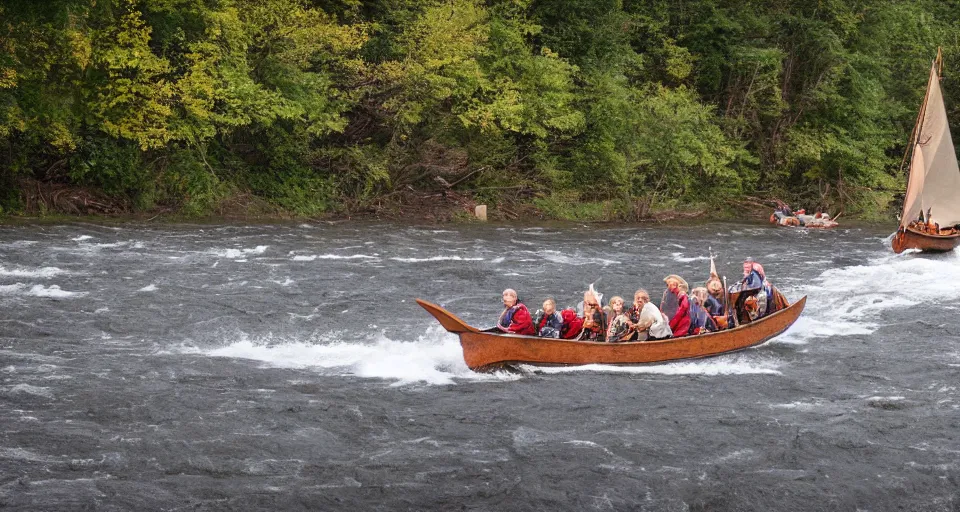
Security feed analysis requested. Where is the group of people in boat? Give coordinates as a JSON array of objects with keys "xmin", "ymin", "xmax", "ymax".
[
  {"xmin": 496, "ymin": 257, "xmax": 788, "ymax": 342},
  {"xmin": 904, "ymin": 207, "xmax": 959, "ymax": 235},
  {"xmin": 770, "ymin": 200, "xmax": 838, "ymax": 228}
]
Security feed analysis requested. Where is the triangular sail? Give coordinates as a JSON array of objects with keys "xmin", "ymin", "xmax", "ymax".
[{"xmin": 901, "ymin": 61, "xmax": 960, "ymax": 228}]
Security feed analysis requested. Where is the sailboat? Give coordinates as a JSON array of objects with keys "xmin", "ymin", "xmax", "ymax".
[{"xmin": 892, "ymin": 49, "xmax": 960, "ymax": 253}]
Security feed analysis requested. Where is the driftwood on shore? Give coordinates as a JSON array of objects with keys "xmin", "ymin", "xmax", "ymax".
[{"xmin": 20, "ymin": 179, "xmax": 129, "ymax": 215}]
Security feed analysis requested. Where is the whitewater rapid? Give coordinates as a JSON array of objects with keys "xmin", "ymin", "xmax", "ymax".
[
  {"xmin": 3, "ymin": 223, "xmax": 955, "ymax": 385},
  {"xmin": 3, "ymin": 221, "xmax": 958, "ymax": 510}
]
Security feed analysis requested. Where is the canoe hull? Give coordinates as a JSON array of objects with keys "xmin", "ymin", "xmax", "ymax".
[
  {"xmin": 892, "ymin": 226, "xmax": 960, "ymax": 253},
  {"xmin": 417, "ymin": 297, "xmax": 806, "ymax": 371}
]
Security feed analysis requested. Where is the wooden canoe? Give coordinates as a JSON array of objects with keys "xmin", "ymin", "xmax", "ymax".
[
  {"xmin": 892, "ymin": 225, "xmax": 960, "ymax": 253},
  {"xmin": 417, "ymin": 296, "xmax": 807, "ymax": 371}
]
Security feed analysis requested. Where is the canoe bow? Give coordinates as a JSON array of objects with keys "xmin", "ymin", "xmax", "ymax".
[{"xmin": 415, "ymin": 299, "xmax": 480, "ymax": 333}]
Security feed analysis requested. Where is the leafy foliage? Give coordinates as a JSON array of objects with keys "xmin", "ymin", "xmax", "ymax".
[{"xmin": 1, "ymin": 0, "xmax": 959, "ymax": 217}]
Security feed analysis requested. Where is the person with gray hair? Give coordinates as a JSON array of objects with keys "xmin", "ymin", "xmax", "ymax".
[
  {"xmin": 578, "ymin": 288, "xmax": 607, "ymax": 341},
  {"xmin": 532, "ymin": 298, "xmax": 563, "ymax": 338},
  {"xmin": 496, "ymin": 288, "xmax": 534, "ymax": 335},
  {"xmin": 626, "ymin": 289, "xmax": 672, "ymax": 341}
]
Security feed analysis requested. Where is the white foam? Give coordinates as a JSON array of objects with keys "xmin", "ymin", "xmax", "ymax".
[
  {"xmin": 0, "ymin": 240, "xmax": 38, "ymax": 248},
  {"xmin": 390, "ymin": 256, "xmax": 483, "ymax": 263},
  {"xmin": 200, "ymin": 326, "xmax": 518, "ymax": 386},
  {"xmin": 780, "ymin": 250, "xmax": 960, "ymax": 343},
  {"xmin": 84, "ymin": 242, "xmax": 127, "ymax": 249},
  {"xmin": 0, "ymin": 284, "xmax": 85, "ymax": 298},
  {"xmin": 293, "ymin": 254, "xmax": 379, "ymax": 262},
  {"xmin": 212, "ymin": 246, "xmax": 268, "ymax": 258},
  {"xmin": 671, "ymin": 252, "xmax": 710, "ymax": 263},
  {"xmin": 774, "ymin": 315, "xmax": 876, "ymax": 345},
  {"xmin": 28, "ymin": 285, "xmax": 84, "ymax": 298},
  {"xmin": 0, "ymin": 447, "xmax": 62, "ymax": 463},
  {"xmin": 770, "ymin": 400, "xmax": 823, "ymax": 410},
  {"xmin": 527, "ymin": 355, "xmax": 780, "ymax": 376},
  {"xmin": 138, "ymin": 284, "xmax": 158, "ymax": 292},
  {"xmin": 537, "ymin": 250, "xmax": 620, "ymax": 266},
  {"xmin": 322, "ymin": 254, "xmax": 377, "ymax": 260},
  {"xmin": 3, "ymin": 384, "xmax": 54, "ymax": 398},
  {"xmin": 72, "ymin": 235, "xmax": 93, "ymax": 241},
  {"xmin": 0, "ymin": 266, "xmax": 68, "ymax": 278}
]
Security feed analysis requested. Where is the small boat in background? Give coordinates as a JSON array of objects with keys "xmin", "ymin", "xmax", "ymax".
[
  {"xmin": 893, "ymin": 48, "xmax": 960, "ymax": 253},
  {"xmin": 769, "ymin": 213, "xmax": 839, "ymax": 229},
  {"xmin": 769, "ymin": 202, "xmax": 839, "ymax": 229}
]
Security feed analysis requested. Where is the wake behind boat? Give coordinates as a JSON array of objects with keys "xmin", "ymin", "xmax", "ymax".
[{"xmin": 417, "ymin": 296, "xmax": 806, "ymax": 371}]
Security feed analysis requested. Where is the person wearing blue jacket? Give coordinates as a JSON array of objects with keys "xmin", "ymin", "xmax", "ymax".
[{"xmin": 532, "ymin": 299, "xmax": 564, "ymax": 338}]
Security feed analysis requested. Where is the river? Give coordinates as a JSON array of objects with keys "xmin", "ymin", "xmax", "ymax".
[{"xmin": 0, "ymin": 221, "xmax": 957, "ymax": 510}]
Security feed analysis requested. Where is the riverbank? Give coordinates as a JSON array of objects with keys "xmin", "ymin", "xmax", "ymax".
[{"xmin": 2, "ymin": 179, "xmax": 884, "ymax": 225}]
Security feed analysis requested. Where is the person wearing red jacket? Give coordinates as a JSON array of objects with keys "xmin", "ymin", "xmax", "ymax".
[
  {"xmin": 663, "ymin": 275, "xmax": 691, "ymax": 337},
  {"xmin": 496, "ymin": 288, "xmax": 535, "ymax": 335}
]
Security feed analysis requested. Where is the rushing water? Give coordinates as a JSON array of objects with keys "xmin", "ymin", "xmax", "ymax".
[{"xmin": 0, "ymin": 221, "xmax": 958, "ymax": 510}]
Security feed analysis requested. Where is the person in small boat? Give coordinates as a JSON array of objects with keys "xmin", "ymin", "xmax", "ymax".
[
  {"xmin": 777, "ymin": 201, "xmax": 793, "ymax": 216},
  {"xmin": 605, "ymin": 296, "xmax": 632, "ymax": 342},
  {"xmin": 908, "ymin": 208, "xmax": 940, "ymax": 233},
  {"xmin": 796, "ymin": 210, "xmax": 817, "ymax": 226},
  {"xmin": 771, "ymin": 201, "xmax": 797, "ymax": 225},
  {"xmin": 663, "ymin": 275, "xmax": 691, "ymax": 337},
  {"xmin": 813, "ymin": 208, "xmax": 835, "ymax": 222},
  {"xmin": 927, "ymin": 208, "xmax": 939, "ymax": 233},
  {"xmin": 496, "ymin": 288, "xmax": 535, "ymax": 335},
  {"xmin": 578, "ymin": 289, "xmax": 607, "ymax": 341},
  {"xmin": 689, "ymin": 287, "xmax": 719, "ymax": 334},
  {"xmin": 626, "ymin": 289, "xmax": 672, "ymax": 341},
  {"xmin": 532, "ymin": 298, "xmax": 564, "ymax": 338},
  {"xmin": 909, "ymin": 209, "xmax": 926, "ymax": 232}
]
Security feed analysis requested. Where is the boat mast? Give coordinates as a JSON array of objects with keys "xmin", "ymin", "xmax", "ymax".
[{"xmin": 899, "ymin": 48, "xmax": 942, "ymax": 222}]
